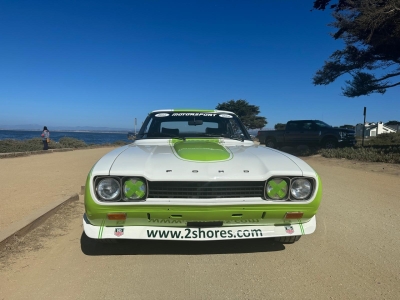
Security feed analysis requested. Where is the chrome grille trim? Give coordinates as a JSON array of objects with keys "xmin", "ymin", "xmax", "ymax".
[{"xmin": 148, "ymin": 181, "xmax": 264, "ymax": 199}]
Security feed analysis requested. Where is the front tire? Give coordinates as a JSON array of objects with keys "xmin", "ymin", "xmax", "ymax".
[
  {"xmin": 265, "ymin": 139, "xmax": 277, "ymax": 148},
  {"xmin": 274, "ymin": 236, "xmax": 301, "ymax": 244},
  {"xmin": 322, "ymin": 138, "xmax": 337, "ymax": 149},
  {"xmin": 97, "ymin": 239, "xmax": 119, "ymax": 244}
]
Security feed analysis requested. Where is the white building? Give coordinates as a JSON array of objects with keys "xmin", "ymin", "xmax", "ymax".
[{"xmin": 355, "ymin": 122, "xmax": 398, "ymax": 137}]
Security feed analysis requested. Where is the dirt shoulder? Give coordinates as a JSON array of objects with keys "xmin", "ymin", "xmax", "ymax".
[
  {"xmin": 0, "ymin": 147, "xmax": 115, "ymax": 231},
  {"xmin": 1, "ymin": 151, "xmax": 399, "ymax": 299},
  {"xmin": 301, "ymin": 154, "xmax": 400, "ymax": 177}
]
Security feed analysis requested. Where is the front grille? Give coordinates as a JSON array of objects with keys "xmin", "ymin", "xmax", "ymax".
[{"xmin": 148, "ymin": 181, "xmax": 264, "ymax": 199}]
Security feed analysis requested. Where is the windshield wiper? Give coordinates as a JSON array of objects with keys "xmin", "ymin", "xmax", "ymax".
[
  {"xmin": 203, "ymin": 134, "xmax": 224, "ymax": 138},
  {"xmin": 228, "ymin": 134, "xmax": 245, "ymax": 142},
  {"xmin": 136, "ymin": 132, "xmax": 186, "ymax": 141},
  {"xmin": 158, "ymin": 133, "xmax": 186, "ymax": 141},
  {"xmin": 170, "ymin": 136, "xmax": 186, "ymax": 141},
  {"xmin": 203, "ymin": 133, "xmax": 246, "ymax": 142}
]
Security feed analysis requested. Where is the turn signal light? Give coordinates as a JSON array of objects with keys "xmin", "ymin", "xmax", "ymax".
[
  {"xmin": 107, "ymin": 213, "xmax": 127, "ymax": 220},
  {"xmin": 284, "ymin": 212, "xmax": 304, "ymax": 219}
]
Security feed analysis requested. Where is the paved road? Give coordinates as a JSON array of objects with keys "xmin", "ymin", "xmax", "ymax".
[{"xmin": 1, "ymin": 155, "xmax": 399, "ymax": 300}]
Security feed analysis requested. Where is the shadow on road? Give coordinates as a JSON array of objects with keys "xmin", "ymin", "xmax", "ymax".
[{"xmin": 80, "ymin": 232, "xmax": 285, "ymax": 256}]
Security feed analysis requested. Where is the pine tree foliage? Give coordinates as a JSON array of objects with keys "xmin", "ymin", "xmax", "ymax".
[
  {"xmin": 274, "ymin": 123, "xmax": 286, "ymax": 130},
  {"xmin": 215, "ymin": 99, "xmax": 267, "ymax": 129},
  {"xmin": 313, "ymin": 0, "xmax": 400, "ymax": 97}
]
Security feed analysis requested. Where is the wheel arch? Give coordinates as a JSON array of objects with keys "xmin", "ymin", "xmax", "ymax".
[{"xmin": 321, "ymin": 135, "xmax": 338, "ymax": 143}]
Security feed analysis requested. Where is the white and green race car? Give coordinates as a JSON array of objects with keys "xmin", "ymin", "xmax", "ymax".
[{"xmin": 83, "ymin": 109, "xmax": 322, "ymax": 243}]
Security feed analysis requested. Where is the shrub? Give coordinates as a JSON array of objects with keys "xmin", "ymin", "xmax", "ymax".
[
  {"xmin": 0, "ymin": 138, "xmax": 44, "ymax": 153},
  {"xmin": 58, "ymin": 137, "xmax": 88, "ymax": 148},
  {"xmin": 0, "ymin": 137, "xmax": 130, "ymax": 154},
  {"xmin": 111, "ymin": 140, "xmax": 128, "ymax": 146},
  {"xmin": 320, "ymin": 146, "xmax": 400, "ymax": 164},
  {"xmin": 366, "ymin": 132, "xmax": 400, "ymax": 146}
]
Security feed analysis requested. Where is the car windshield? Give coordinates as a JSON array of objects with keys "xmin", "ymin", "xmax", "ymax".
[{"xmin": 137, "ymin": 112, "xmax": 251, "ymax": 141}]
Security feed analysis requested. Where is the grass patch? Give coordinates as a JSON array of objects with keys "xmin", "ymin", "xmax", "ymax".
[
  {"xmin": 363, "ymin": 132, "xmax": 400, "ymax": 146},
  {"xmin": 57, "ymin": 137, "xmax": 88, "ymax": 148},
  {"xmin": 321, "ymin": 132, "xmax": 400, "ymax": 164},
  {"xmin": 275, "ymin": 133, "xmax": 400, "ymax": 164},
  {"xmin": 320, "ymin": 146, "xmax": 400, "ymax": 164}
]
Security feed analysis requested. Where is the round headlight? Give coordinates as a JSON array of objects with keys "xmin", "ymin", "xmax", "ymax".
[
  {"xmin": 266, "ymin": 178, "xmax": 288, "ymax": 200},
  {"xmin": 97, "ymin": 178, "xmax": 120, "ymax": 201},
  {"xmin": 123, "ymin": 178, "xmax": 147, "ymax": 200},
  {"xmin": 290, "ymin": 178, "xmax": 312, "ymax": 200}
]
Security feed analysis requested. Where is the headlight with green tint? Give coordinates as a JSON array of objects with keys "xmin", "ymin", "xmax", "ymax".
[
  {"xmin": 290, "ymin": 178, "xmax": 312, "ymax": 200},
  {"xmin": 266, "ymin": 178, "xmax": 289, "ymax": 200},
  {"xmin": 265, "ymin": 177, "xmax": 315, "ymax": 201},
  {"xmin": 123, "ymin": 177, "xmax": 147, "ymax": 201},
  {"xmin": 96, "ymin": 177, "xmax": 121, "ymax": 201}
]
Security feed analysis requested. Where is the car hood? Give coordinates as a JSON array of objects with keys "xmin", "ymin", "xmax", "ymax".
[{"xmin": 92, "ymin": 139, "xmax": 317, "ymax": 181}]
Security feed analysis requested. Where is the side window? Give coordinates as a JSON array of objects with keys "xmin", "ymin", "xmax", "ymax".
[
  {"xmin": 286, "ymin": 122, "xmax": 298, "ymax": 131},
  {"xmin": 147, "ymin": 119, "xmax": 161, "ymax": 136},
  {"xmin": 302, "ymin": 122, "xmax": 313, "ymax": 130},
  {"xmin": 228, "ymin": 119, "xmax": 241, "ymax": 138},
  {"xmin": 141, "ymin": 120, "xmax": 151, "ymax": 134},
  {"xmin": 315, "ymin": 121, "xmax": 329, "ymax": 128},
  {"xmin": 310, "ymin": 122, "xmax": 319, "ymax": 130}
]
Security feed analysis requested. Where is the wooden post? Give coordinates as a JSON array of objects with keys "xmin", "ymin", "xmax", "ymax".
[{"xmin": 362, "ymin": 107, "xmax": 366, "ymax": 147}]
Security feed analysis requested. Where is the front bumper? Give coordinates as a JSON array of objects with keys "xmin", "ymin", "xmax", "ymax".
[
  {"xmin": 338, "ymin": 139, "xmax": 356, "ymax": 146},
  {"xmin": 83, "ymin": 214, "xmax": 316, "ymax": 241}
]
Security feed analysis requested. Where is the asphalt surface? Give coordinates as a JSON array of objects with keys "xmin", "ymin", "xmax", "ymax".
[{"xmin": 0, "ymin": 153, "xmax": 399, "ymax": 300}]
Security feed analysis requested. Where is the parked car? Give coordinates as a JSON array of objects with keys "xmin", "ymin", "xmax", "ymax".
[
  {"xmin": 83, "ymin": 109, "xmax": 322, "ymax": 244},
  {"xmin": 257, "ymin": 120, "xmax": 356, "ymax": 149}
]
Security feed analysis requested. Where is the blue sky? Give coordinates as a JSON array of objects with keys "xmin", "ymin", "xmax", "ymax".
[{"xmin": 0, "ymin": 0, "xmax": 398, "ymax": 130}]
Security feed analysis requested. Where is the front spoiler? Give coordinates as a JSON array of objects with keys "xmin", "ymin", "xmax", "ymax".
[{"xmin": 83, "ymin": 214, "xmax": 316, "ymax": 241}]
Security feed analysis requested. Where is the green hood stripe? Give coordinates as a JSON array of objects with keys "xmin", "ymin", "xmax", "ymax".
[
  {"xmin": 298, "ymin": 219, "xmax": 305, "ymax": 235},
  {"xmin": 170, "ymin": 138, "xmax": 232, "ymax": 162},
  {"xmin": 98, "ymin": 219, "xmax": 106, "ymax": 239}
]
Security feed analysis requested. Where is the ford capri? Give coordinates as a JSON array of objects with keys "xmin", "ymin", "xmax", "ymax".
[{"xmin": 83, "ymin": 109, "xmax": 322, "ymax": 243}]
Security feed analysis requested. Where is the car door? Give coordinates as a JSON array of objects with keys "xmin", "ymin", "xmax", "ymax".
[
  {"xmin": 284, "ymin": 121, "xmax": 302, "ymax": 145},
  {"xmin": 301, "ymin": 121, "xmax": 320, "ymax": 145}
]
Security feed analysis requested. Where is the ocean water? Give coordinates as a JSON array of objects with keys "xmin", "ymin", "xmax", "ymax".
[{"xmin": 0, "ymin": 130, "xmax": 130, "ymax": 145}]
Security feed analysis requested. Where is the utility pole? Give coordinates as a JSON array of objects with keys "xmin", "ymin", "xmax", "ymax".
[
  {"xmin": 362, "ymin": 107, "xmax": 366, "ymax": 147},
  {"xmin": 134, "ymin": 118, "xmax": 137, "ymax": 134}
]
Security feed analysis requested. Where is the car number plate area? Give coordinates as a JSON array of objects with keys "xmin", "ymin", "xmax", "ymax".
[
  {"xmin": 144, "ymin": 226, "xmax": 268, "ymax": 240},
  {"xmin": 186, "ymin": 221, "xmax": 223, "ymax": 227}
]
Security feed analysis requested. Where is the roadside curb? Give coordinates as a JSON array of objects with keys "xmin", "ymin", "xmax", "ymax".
[{"xmin": 0, "ymin": 193, "xmax": 80, "ymax": 250}]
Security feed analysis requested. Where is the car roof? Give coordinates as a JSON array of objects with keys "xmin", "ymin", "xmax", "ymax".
[
  {"xmin": 150, "ymin": 109, "xmax": 237, "ymax": 115},
  {"xmin": 288, "ymin": 120, "xmax": 325, "ymax": 123}
]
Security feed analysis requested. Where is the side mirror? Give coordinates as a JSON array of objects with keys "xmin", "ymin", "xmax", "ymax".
[{"xmin": 127, "ymin": 132, "xmax": 136, "ymax": 140}]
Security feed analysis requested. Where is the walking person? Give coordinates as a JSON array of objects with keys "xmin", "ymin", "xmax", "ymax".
[{"xmin": 41, "ymin": 126, "xmax": 50, "ymax": 150}]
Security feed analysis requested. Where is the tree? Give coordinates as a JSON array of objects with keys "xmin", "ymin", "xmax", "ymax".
[
  {"xmin": 312, "ymin": 0, "xmax": 400, "ymax": 97},
  {"xmin": 386, "ymin": 120, "xmax": 400, "ymax": 125},
  {"xmin": 215, "ymin": 99, "xmax": 267, "ymax": 129},
  {"xmin": 274, "ymin": 123, "xmax": 286, "ymax": 130}
]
